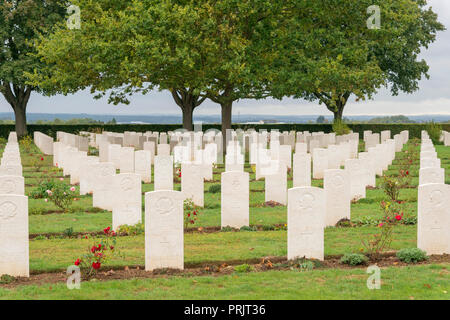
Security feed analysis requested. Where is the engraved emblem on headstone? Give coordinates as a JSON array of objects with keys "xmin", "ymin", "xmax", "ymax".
[
  {"xmin": 156, "ymin": 197, "xmax": 174, "ymax": 215},
  {"xmin": 0, "ymin": 201, "xmax": 18, "ymax": 220},
  {"xmin": 120, "ymin": 177, "xmax": 133, "ymax": 191},
  {"xmin": 0, "ymin": 179, "xmax": 15, "ymax": 194},
  {"xmin": 298, "ymin": 193, "xmax": 315, "ymax": 212}
]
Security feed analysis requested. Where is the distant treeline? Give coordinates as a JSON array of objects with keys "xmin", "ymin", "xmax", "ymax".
[
  {"xmin": 0, "ymin": 117, "xmax": 117, "ymax": 125},
  {"xmin": 316, "ymin": 115, "xmax": 440, "ymax": 124},
  {"xmin": 1, "ymin": 115, "xmax": 449, "ymax": 125}
]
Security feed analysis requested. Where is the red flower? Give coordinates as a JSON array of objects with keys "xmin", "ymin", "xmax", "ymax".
[
  {"xmin": 91, "ymin": 246, "xmax": 97, "ymax": 253},
  {"xmin": 104, "ymin": 226, "xmax": 111, "ymax": 234},
  {"xmin": 406, "ymin": 171, "xmax": 409, "ymax": 175},
  {"xmin": 74, "ymin": 259, "xmax": 81, "ymax": 266},
  {"xmin": 395, "ymin": 215, "xmax": 402, "ymax": 221},
  {"xmin": 97, "ymin": 244, "xmax": 102, "ymax": 250},
  {"xmin": 92, "ymin": 262, "xmax": 101, "ymax": 270},
  {"xmin": 110, "ymin": 246, "xmax": 114, "ymax": 250}
]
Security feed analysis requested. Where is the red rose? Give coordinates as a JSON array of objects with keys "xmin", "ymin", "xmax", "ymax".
[
  {"xmin": 104, "ymin": 227, "xmax": 111, "ymax": 234},
  {"xmin": 110, "ymin": 246, "xmax": 114, "ymax": 250},
  {"xmin": 91, "ymin": 246, "xmax": 97, "ymax": 253},
  {"xmin": 406, "ymin": 171, "xmax": 409, "ymax": 175},
  {"xmin": 40, "ymin": 157, "xmax": 44, "ymax": 161},
  {"xmin": 92, "ymin": 262, "xmax": 101, "ymax": 270},
  {"xmin": 74, "ymin": 259, "xmax": 81, "ymax": 266},
  {"xmin": 395, "ymin": 215, "xmax": 402, "ymax": 221},
  {"xmin": 97, "ymin": 244, "xmax": 102, "ymax": 250}
]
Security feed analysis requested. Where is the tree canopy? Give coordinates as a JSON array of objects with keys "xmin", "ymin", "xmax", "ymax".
[
  {"xmin": 29, "ymin": 0, "xmax": 285, "ymax": 135},
  {"xmin": 28, "ymin": 0, "xmax": 444, "ymax": 130},
  {"xmin": 0, "ymin": 0, "xmax": 67, "ymax": 136},
  {"xmin": 270, "ymin": 0, "xmax": 444, "ymax": 121}
]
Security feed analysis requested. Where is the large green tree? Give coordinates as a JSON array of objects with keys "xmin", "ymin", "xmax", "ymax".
[
  {"xmin": 0, "ymin": 0, "xmax": 67, "ymax": 137},
  {"xmin": 29, "ymin": 0, "xmax": 285, "ymax": 135},
  {"xmin": 271, "ymin": 0, "xmax": 444, "ymax": 121},
  {"xmin": 196, "ymin": 0, "xmax": 284, "ymax": 139},
  {"xmin": 29, "ymin": 0, "xmax": 214, "ymax": 131}
]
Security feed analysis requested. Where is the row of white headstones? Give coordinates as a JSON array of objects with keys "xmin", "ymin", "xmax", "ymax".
[
  {"xmin": 0, "ymin": 132, "xmax": 29, "ymax": 277},
  {"xmin": 418, "ymin": 132, "xmax": 450, "ymax": 255},
  {"xmin": 43, "ymin": 130, "xmax": 403, "ymax": 270},
  {"xmin": 2, "ymin": 128, "xmax": 447, "ymax": 278}
]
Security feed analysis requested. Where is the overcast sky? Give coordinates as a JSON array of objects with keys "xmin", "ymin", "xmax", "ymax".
[{"xmin": 1, "ymin": 0, "xmax": 449, "ymax": 117}]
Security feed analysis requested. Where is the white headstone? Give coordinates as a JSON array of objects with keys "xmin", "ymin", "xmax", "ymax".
[
  {"xmin": 145, "ymin": 190, "xmax": 184, "ymax": 271},
  {"xmin": 0, "ymin": 176, "xmax": 25, "ymax": 195},
  {"xmin": 181, "ymin": 163, "xmax": 204, "ymax": 207},
  {"xmin": 324, "ymin": 169, "xmax": 350, "ymax": 226},
  {"xmin": 419, "ymin": 167, "xmax": 445, "ymax": 186},
  {"xmin": 135, "ymin": 150, "xmax": 152, "ymax": 183},
  {"xmin": 312, "ymin": 148, "xmax": 328, "ymax": 179},
  {"xmin": 0, "ymin": 195, "xmax": 29, "ymax": 277},
  {"xmin": 265, "ymin": 161, "xmax": 287, "ymax": 205},
  {"xmin": 418, "ymin": 183, "xmax": 450, "ymax": 255},
  {"xmin": 293, "ymin": 153, "xmax": 311, "ymax": 187},
  {"xmin": 287, "ymin": 187, "xmax": 325, "ymax": 261},
  {"xmin": 221, "ymin": 171, "xmax": 249, "ymax": 229},
  {"xmin": 154, "ymin": 156, "xmax": 173, "ymax": 191},
  {"xmin": 112, "ymin": 173, "xmax": 142, "ymax": 230}
]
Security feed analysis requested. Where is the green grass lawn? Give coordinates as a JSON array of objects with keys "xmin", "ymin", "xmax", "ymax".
[
  {"xmin": 0, "ymin": 138, "xmax": 448, "ymax": 300},
  {"xmin": 1, "ymin": 264, "xmax": 448, "ymax": 300}
]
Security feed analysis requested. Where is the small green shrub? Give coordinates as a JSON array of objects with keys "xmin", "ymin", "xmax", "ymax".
[
  {"xmin": 332, "ymin": 120, "xmax": 351, "ymax": 136},
  {"xmin": 298, "ymin": 260, "xmax": 315, "ymax": 271},
  {"xmin": 63, "ymin": 227, "xmax": 74, "ymax": 237},
  {"xmin": 262, "ymin": 225, "xmax": 275, "ymax": 231},
  {"xmin": 0, "ymin": 274, "xmax": 15, "ymax": 284},
  {"xmin": 208, "ymin": 184, "xmax": 221, "ymax": 193},
  {"xmin": 45, "ymin": 181, "xmax": 77, "ymax": 212},
  {"xmin": 340, "ymin": 253, "xmax": 368, "ymax": 266},
  {"xmin": 30, "ymin": 180, "xmax": 58, "ymax": 199},
  {"xmin": 425, "ymin": 121, "xmax": 442, "ymax": 144},
  {"xmin": 287, "ymin": 258, "xmax": 318, "ymax": 271},
  {"xmin": 19, "ymin": 135, "xmax": 33, "ymax": 153},
  {"xmin": 240, "ymin": 226, "xmax": 257, "ymax": 232},
  {"xmin": 117, "ymin": 223, "xmax": 144, "ymax": 236},
  {"xmin": 29, "ymin": 207, "xmax": 46, "ymax": 216},
  {"xmin": 234, "ymin": 264, "xmax": 253, "ymax": 273},
  {"xmin": 396, "ymin": 248, "xmax": 428, "ymax": 264},
  {"xmin": 221, "ymin": 226, "xmax": 234, "ymax": 232}
]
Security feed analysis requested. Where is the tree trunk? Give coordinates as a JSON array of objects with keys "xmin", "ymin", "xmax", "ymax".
[
  {"xmin": 0, "ymin": 84, "xmax": 31, "ymax": 138},
  {"xmin": 221, "ymin": 101, "xmax": 233, "ymax": 152},
  {"xmin": 182, "ymin": 104, "xmax": 194, "ymax": 131},
  {"xmin": 333, "ymin": 106, "xmax": 344, "ymax": 122},
  {"xmin": 13, "ymin": 104, "xmax": 28, "ymax": 137},
  {"xmin": 170, "ymin": 89, "xmax": 205, "ymax": 131}
]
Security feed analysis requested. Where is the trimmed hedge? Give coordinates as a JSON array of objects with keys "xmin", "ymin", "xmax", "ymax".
[{"xmin": 1, "ymin": 123, "xmax": 449, "ymax": 139}]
